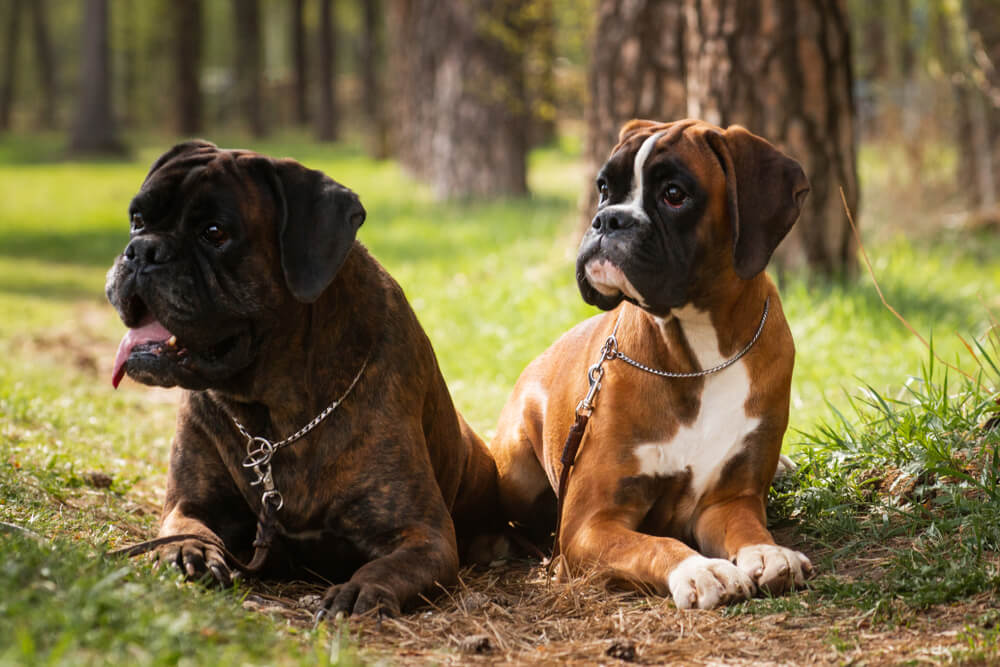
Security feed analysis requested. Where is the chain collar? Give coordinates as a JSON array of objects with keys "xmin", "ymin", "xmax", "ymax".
[
  {"xmin": 235, "ymin": 350, "xmax": 372, "ymax": 513},
  {"xmin": 576, "ymin": 297, "xmax": 769, "ymax": 416}
]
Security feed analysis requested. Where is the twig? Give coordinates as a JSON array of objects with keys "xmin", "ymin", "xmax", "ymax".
[
  {"xmin": 0, "ymin": 520, "xmax": 45, "ymax": 541},
  {"xmin": 840, "ymin": 187, "xmax": 976, "ymax": 381}
]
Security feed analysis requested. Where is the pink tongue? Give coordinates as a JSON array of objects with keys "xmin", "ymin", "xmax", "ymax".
[{"xmin": 111, "ymin": 318, "xmax": 173, "ymax": 388}]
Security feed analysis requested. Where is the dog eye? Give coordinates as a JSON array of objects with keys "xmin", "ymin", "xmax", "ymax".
[
  {"xmin": 130, "ymin": 213, "xmax": 145, "ymax": 232},
  {"xmin": 201, "ymin": 224, "xmax": 229, "ymax": 247},
  {"xmin": 664, "ymin": 184, "xmax": 687, "ymax": 207},
  {"xmin": 597, "ymin": 180, "xmax": 609, "ymax": 203}
]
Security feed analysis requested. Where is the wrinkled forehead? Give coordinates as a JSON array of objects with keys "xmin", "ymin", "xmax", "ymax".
[
  {"xmin": 129, "ymin": 150, "xmax": 264, "ymax": 221},
  {"xmin": 600, "ymin": 120, "xmax": 720, "ymax": 189}
]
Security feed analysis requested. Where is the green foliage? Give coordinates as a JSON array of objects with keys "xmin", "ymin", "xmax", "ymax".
[
  {"xmin": 769, "ymin": 345, "xmax": 1000, "ymax": 622},
  {"xmin": 0, "ymin": 534, "xmax": 353, "ymax": 666}
]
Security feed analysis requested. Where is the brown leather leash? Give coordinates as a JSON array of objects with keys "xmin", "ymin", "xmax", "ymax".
[{"xmin": 106, "ymin": 504, "xmax": 283, "ymax": 576}]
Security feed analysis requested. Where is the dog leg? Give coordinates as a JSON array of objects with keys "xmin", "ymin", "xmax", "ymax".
[
  {"xmin": 319, "ymin": 524, "xmax": 458, "ymax": 618},
  {"xmin": 562, "ymin": 514, "xmax": 754, "ymax": 610},
  {"xmin": 694, "ymin": 495, "xmax": 812, "ymax": 594},
  {"xmin": 155, "ymin": 507, "xmax": 234, "ymax": 586}
]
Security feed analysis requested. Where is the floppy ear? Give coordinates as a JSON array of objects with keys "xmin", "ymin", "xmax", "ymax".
[
  {"xmin": 144, "ymin": 140, "xmax": 218, "ymax": 183},
  {"xmin": 268, "ymin": 159, "xmax": 366, "ymax": 303},
  {"xmin": 616, "ymin": 119, "xmax": 661, "ymax": 147},
  {"xmin": 705, "ymin": 126, "xmax": 809, "ymax": 279}
]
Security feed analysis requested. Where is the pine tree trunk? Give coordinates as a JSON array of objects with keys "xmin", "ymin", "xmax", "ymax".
[
  {"xmin": 30, "ymin": 0, "xmax": 57, "ymax": 130},
  {"xmin": 316, "ymin": 0, "xmax": 339, "ymax": 141},
  {"xmin": 0, "ymin": 0, "xmax": 23, "ymax": 131},
  {"xmin": 291, "ymin": 0, "xmax": 308, "ymax": 126},
  {"xmin": 527, "ymin": 0, "xmax": 557, "ymax": 146},
  {"xmin": 232, "ymin": 0, "xmax": 266, "ymax": 137},
  {"xmin": 583, "ymin": 0, "xmax": 687, "ymax": 226},
  {"xmin": 359, "ymin": 0, "xmax": 388, "ymax": 158},
  {"xmin": 69, "ymin": 0, "xmax": 123, "ymax": 154},
  {"xmin": 174, "ymin": 0, "xmax": 202, "ymax": 135},
  {"xmin": 390, "ymin": 0, "xmax": 529, "ymax": 199},
  {"xmin": 684, "ymin": 0, "xmax": 858, "ymax": 277}
]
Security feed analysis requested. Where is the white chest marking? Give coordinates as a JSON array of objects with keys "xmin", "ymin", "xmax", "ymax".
[{"xmin": 633, "ymin": 308, "xmax": 760, "ymax": 501}]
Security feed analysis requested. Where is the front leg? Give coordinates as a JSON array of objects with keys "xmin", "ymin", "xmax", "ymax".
[
  {"xmin": 319, "ymin": 522, "xmax": 458, "ymax": 617},
  {"xmin": 153, "ymin": 394, "xmax": 256, "ymax": 586},
  {"xmin": 561, "ymin": 508, "xmax": 754, "ymax": 610},
  {"xmin": 694, "ymin": 494, "xmax": 812, "ymax": 594}
]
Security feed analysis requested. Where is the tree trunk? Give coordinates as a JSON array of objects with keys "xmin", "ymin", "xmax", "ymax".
[
  {"xmin": 0, "ymin": 0, "xmax": 23, "ymax": 131},
  {"xmin": 959, "ymin": 0, "xmax": 1000, "ymax": 211},
  {"xmin": 30, "ymin": 0, "xmax": 57, "ymax": 130},
  {"xmin": 291, "ymin": 0, "xmax": 308, "ymax": 126},
  {"xmin": 174, "ymin": 0, "xmax": 202, "ymax": 135},
  {"xmin": 390, "ymin": 0, "xmax": 529, "ymax": 199},
  {"xmin": 232, "ymin": 0, "xmax": 266, "ymax": 137},
  {"xmin": 684, "ymin": 0, "xmax": 858, "ymax": 278},
  {"xmin": 69, "ymin": 0, "xmax": 123, "ymax": 154},
  {"xmin": 316, "ymin": 0, "xmax": 339, "ymax": 141},
  {"xmin": 526, "ymin": 0, "xmax": 557, "ymax": 146},
  {"xmin": 582, "ymin": 0, "xmax": 687, "ymax": 225},
  {"xmin": 359, "ymin": 0, "xmax": 388, "ymax": 157}
]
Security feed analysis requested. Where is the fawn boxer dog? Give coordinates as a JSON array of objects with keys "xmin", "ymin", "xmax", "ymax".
[
  {"xmin": 106, "ymin": 141, "xmax": 499, "ymax": 617},
  {"xmin": 490, "ymin": 119, "xmax": 812, "ymax": 609}
]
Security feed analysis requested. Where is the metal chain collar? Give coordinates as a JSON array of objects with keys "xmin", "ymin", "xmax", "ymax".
[
  {"xmin": 235, "ymin": 351, "xmax": 372, "ymax": 513},
  {"xmin": 575, "ymin": 297, "xmax": 770, "ymax": 417}
]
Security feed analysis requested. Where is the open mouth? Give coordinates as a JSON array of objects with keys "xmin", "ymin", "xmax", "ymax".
[{"xmin": 111, "ymin": 296, "xmax": 243, "ymax": 388}]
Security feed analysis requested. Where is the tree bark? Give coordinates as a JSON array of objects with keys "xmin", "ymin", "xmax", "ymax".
[
  {"xmin": 291, "ymin": 0, "xmax": 309, "ymax": 126},
  {"xmin": 69, "ymin": 0, "xmax": 123, "ymax": 154},
  {"xmin": 684, "ymin": 0, "xmax": 858, "ymax": 277},
  {"xmin": 232, "ymin": 0, "xmax": 266, "ymax": 137},
  {"xmin": 174, "ymin": 0, "xmax": 202, "ymax": 135},
  {"xmin": 316, "ymin": 0, "xmax": 339, "ymax": 141},
  {"xmin": 582, "ymin": 0, "xmax": 687, "ymax": 225},
  {"xmin": 0, "ymin": 0, "xmax": 23, "ymax": 131},
  {"xmin": 958, "ymin": 0, "xmax": 1000, "ymax": 211},
  {"xmin": 30, "ymin": 0, "xmax": 57, "ymax": 130},
  {"xmin": 390, "ymin": 0, "xmax": 529, "ymax": 199},
  {"xmin": 526, "ymin": 0, "xmax": 557, "ymax": 146},
  {"xmin": 359, "ymin": 0, "xmax": 388, "ymax": 157}
]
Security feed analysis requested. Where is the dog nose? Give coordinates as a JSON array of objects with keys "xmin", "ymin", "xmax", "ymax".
[
  {"xmin": 124, "ymin": 237, "xmax": 176, "ymax": 265},
  {"xmin": 591, "ymin": 209, "xmax": 635, "ymax": 234}
]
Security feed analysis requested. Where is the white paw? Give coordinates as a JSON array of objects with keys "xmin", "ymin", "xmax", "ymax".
[
  {"xmin": 667, "ymin": 555, "xmax": 755, "ymax": 610},
  {"xmin": 735, "ymin": 544, "xmax": 812, "ymax": 594}
]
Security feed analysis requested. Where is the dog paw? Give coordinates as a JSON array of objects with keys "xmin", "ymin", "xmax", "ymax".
[
  {"xmin": 319, "ymin": 581, "xmax": 401, "ymax": 619},
  {"xmin": 153, "ymin": 537, "xmax": 232, "ymax": 587},
  {"xmin": 667, "ymin": 555, "xmax": 754, "ymax": 610},
  {"xmin": 734, "ymin": 544, "xmax": 812, "ymax": 594}
]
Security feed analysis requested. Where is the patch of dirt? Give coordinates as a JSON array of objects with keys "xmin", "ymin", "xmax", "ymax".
[{"xmin": 241, "ymin": 561, "xmax": 993, "ymax": 666}]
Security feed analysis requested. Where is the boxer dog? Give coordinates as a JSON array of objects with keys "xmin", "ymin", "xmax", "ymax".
[
  {"xmin": 106, "ymin": 141, "xmax": 499, "ymax": 617},
  {"xmin": 490, "ymin": 119, "xmax": 812, "ymax": 610}
]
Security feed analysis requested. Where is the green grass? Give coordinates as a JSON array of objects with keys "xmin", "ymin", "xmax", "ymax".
[{"xmin": 2, "ymin": 129, "xmax": 1000, "ymax": 662}]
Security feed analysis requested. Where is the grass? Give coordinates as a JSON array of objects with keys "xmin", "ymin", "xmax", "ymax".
[{"xmin": 2, "ymin": 129, "xmax": 1000, "ymax": 663}]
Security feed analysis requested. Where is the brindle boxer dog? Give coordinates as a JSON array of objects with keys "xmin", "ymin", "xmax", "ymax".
[
  {"xmin": 490, "ymin": 119, "xmax": 813, "ymax": 610},
  {"xmin": 106, "ymin": 141, "xmax": 499, "ymax": 617}
]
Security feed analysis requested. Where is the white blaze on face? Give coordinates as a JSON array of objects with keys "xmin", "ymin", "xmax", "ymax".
[
  {"xmin": 585, "ymin": 131, "xmax": 667, "ymax": 302},
  {"xmin": 633, "ymin": 307, "xmax": 761, "ymax": 506}
]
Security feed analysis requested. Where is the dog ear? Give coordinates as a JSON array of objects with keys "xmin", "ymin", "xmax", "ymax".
[
  {"xmin": 616, "ymin": 119, "xmax": 661, "ymax": 147},
  {"xmin": 705, "ymin": 126, "xmax": 809, "ymax": 279},
  {"xmin": 268, "ymin": 159, "xmax": 366, "ymax": 303},
  {"xmin": 144, "ymin": 140, "xmax": 218, "ymax": 182}
]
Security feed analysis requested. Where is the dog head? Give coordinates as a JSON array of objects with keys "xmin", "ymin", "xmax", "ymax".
[
  {"xmin": 577, "ymin": 119, "xmax": 809, "ymax": 315},
  {"xmin": 106, "ymin": 140, "xmax": 365, "ymax": 390}
]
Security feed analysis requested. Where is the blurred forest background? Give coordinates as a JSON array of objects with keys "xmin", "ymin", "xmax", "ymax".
[{"xmin": 2, "ymin": 0, "xmax": 1000, "ymax": 273}]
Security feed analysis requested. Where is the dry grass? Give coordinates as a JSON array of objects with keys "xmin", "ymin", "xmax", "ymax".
[{"xmin": 237, "ymin": 546, "xmax": 993, "ymax": 666}]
